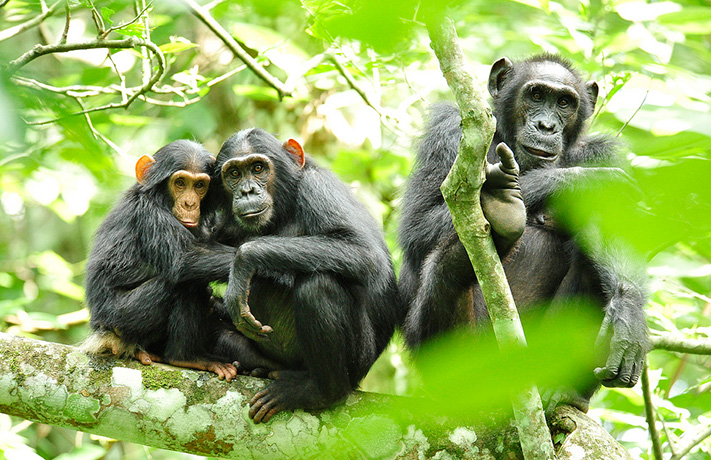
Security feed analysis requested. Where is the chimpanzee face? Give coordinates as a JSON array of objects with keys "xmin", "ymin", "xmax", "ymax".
[
  {"xmin": 488, "ymin": 57, "xmax": 599, "ymax": 172},
  {"xmin": 134, "ymin": 140, "xmax": 215, "ymax": 230},
  {"xmin": 220, "ymin": 153, "xmax": 276, "ymax": 231},
  {"xmin": 167, "ymin": 169, "xmax": 211, "ymax": 228}
]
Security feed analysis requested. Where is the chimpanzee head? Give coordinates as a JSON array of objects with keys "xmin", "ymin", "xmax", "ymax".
[
  {"xmin": 135, "ymin": 140, "xmax": 215, "ymax": 228},
  {"xmin": 488, "ymin": 54, "xmax": 599, "ymax": 172},
  {"xmin": 215, "ymin": 128, "xmax": 305, "ymax": 233}
]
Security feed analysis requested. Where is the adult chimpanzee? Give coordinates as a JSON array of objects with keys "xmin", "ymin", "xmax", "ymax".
[
  {"xmin": 212, "ymin": 128, "xmax": 401, "ymax": 423},
  {"xmin": 84, "ymin": 140, "xmax": 279, "ymax": 380},
  {"xmin": 399, "ymin": 54, "xmax": 648, "ymax": 410}
]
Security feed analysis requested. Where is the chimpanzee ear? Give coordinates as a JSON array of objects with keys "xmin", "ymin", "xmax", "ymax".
[
  {"xmin": 586, "ymin": 80, "xmax": 599, "ymax": 113},
  {"xmin": 283, "ymin": 139, "xmax": 305, "ymax": 169},
  {"xmin": 488, "ymin": 57, "xmax": 513, "ymax": 98},
  {"xmin": 135, "ymin": 154, "xmax": 156, "ymax": 184}
]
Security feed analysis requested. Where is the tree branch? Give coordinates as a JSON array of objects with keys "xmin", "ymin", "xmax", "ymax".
[
  {"xmin": 0, "ymin": 332, "xmax": 633, "ymax": 459},
  {"xmin": 5, "ymin": 37, "xmax": 166, "ymax": 123},
  {"xmin": 671, "ymin": 424, "xmax": 711, "ymax": 460},
  {"xmin": 425, "ymin": 14, "xmax": 554, "ymax": 460},
  {"xmin": 641, "ymin": 363, "xmax": 663, "ymax": 460},
  {"xmin": 0, "ymin": 0, "xmax": 61, "ymax": 43},
  {"xmin": 651, "ymin": 334, "xmax": 711, "ymax": 354},
  {"xmin": 180, "ymin": 0, "xmax": 291, "ymax": 99}
]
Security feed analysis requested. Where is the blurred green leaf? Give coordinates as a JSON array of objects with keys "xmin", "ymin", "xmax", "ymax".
[
  {"xmin": 232, "ymin": 84, "xmax": 281, "ymax": 101},
  {"xmin": 402, "ymin": 306, "xmax": 603, "ymax": 422},
  {"xmin": 159, "ymin": 41, "xmax": 199, "ymax": 54}
]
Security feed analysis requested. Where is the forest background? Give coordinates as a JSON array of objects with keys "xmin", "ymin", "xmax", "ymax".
[{"xmin": 1, "ymin": 0, "xmax": 710, "ymax": 459}]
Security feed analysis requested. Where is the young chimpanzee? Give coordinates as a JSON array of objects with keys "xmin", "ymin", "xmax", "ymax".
[
  {"xmin": 211, "ymin": 128, "xmax": 401, "ymax": 423},
  {"xmin": 84, "ymin": 140, "xmax": 279, "ymax": 380},
  {"xmin": 399, "ymin": 54, "xmax": 648, "ymax": 410}
]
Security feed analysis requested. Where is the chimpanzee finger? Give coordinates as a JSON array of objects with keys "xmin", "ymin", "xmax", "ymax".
[
  {"xmin": 495, "ymin": 142, "xmax": 518, "ymax": 173},
  {"xmin": 606, "ymin": 354, "xmax": 636, "ymax": 387},
  {"xmin": 594, "ymin": 315, "xmax": 613, "ymax": 350},
  {"xmin": 250, "ymin": 392, "xmax": 276, "ymax": 422},
  {"xmin": 253, "ymin": 400, "xmax": 275, "ymax": 424},
  {"xmin": 594, "ymin": 342, "xmax": 625, "ymax": 384},
  {"xmin": 135, "ymin": 350, "xmax": 154, "ymax": 365}
]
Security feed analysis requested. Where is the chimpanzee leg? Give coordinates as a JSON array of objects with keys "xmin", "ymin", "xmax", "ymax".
[
  {"xmin": 249, "ymin": 273, "xmax": 355, "ymax": 423},
  {"xmin": 160, "ymin": 284, "xmax": 238, "ymax": 381},
  {"xmin": 213, "ymin": 325, "xmax": 283, "ymax": 377},
  {"xmin": 404, "ymin": 232, "xmax": 476, "ymax": 347}
]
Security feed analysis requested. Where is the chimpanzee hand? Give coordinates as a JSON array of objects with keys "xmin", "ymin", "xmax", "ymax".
[
  {"xmin": 481, "ymin": 142, "xmax": 526, "ymax": 242},
  {"xmin": 225, "ymin": 263, "xmax": 273, "ymax": 342},
  {"xmin": 593, "ymin": 296, "xmax": 649, "ymax": 388}
]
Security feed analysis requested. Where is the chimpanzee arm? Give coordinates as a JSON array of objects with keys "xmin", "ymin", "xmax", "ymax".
[
  {"xmin": 223, "ymin": 235, "xmax": 381, "ymax": 340},
  {"xmin": 173, "ymin": 242, "xmax": 237, "ymax": 284},
  {"xmin": 403, "ymin": 232, "xmax": 475, "ymax": 347},
  {"xmin": 588, "ymin": 240, "xmax": 649, "ymax": 388},
  {"xmin": 520, "ymin": 166, "xmax": 635, "ymax": 213}
]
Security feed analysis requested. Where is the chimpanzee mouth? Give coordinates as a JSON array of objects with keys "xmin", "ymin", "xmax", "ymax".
[
  {"xmin": 522, "ymin": 145, "xmax": 559, "ymax": 160},
  {"xmin": 180, "ymin": 220, "xmax": 199, "ymax": 228},
  {"xmin": 240, "ymin": 208, "xmax": 267, "ymax": 219}
]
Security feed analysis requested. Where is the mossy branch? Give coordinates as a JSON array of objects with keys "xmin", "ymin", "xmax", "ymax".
[
  {"xmin": 424, "ymin": 14, "xmax": 555, "ymax": 460},
  {"xmin": 0, "ymin": 332, "xmax": 632, "ymax": 459}
]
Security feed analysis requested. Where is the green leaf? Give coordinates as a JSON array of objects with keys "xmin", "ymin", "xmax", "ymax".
[
  {"xmin": 100, "ymin": 7, "xmax": 115, "ymax": 26},
  {"xmin": 159, "ymin": 41, "xmax": 199, "ymax": 55},
  {"xmin": 114, "ymin": 22, "xmax": 145, "ymax": 37},
  {"xmin": 232, "ymin": 84, "xmax": 281, "ymax": 102}
]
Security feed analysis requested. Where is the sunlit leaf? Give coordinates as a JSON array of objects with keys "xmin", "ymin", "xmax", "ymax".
[{"xmin": 159, "ymin": 42, "xmax": 199, "ymax": 54}]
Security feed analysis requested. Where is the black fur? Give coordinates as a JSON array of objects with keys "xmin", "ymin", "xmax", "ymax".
[
  {"xmin": 399, "ymin": 55, "xmax": 648, "ymax": 409},
  {"xmin": 213, "ymin": 128, "xmax": 401, "ymax": 422},
  {"xmin": 85, "ymin": 140, "xmax": 276, "ymax": 374}
]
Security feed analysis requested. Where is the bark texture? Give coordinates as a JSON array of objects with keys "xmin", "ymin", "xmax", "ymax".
[{"xmin": 0, "ymin": 332, "xmax": 631, "ymax": 459}]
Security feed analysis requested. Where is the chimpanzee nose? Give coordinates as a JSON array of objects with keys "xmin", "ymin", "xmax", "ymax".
[
  {"xmin": 240, "ymin": 182, "xmax": 256, "ymax": 195},
  {"xmin": 537, "ymin": 119, "xmax": 556, "ymax": 133}
]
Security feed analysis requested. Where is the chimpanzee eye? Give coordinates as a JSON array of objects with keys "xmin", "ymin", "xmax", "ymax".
[
  {"xmin": 253, "ymin": 163, "xmax": 264, "ymax": 174},
  {"xmin": 531, "ymin": 90, "xmax": 543, "ymax": 101},
  {"xmin": 558, "ymin": 97, "xmax": 570, "ymax": 108},
  {"xmin": 175, "ymin": 178, "xmax": 186, "ymax": 187},
  {"xmin": 195, "ymin": 181, "xmax": 205, "ymax": 189},
  {"xmin": 230, "ymin": 169, "xmax": 241, "ymax": 178}
]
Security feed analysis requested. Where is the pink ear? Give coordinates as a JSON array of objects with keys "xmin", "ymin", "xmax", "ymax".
[
  {"xmin": 283, "ymin": 139, "xmax": 305, "ymax": 168},
  {"xmin": 135, "ymin": 155, "xmax": 156, "ymax": 183}
]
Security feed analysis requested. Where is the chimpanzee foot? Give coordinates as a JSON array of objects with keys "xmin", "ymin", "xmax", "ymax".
[
  {"xmin": 543, "ymin": 388, "xmax": 590, "ymax": 418},
  {"xmin": 167, "ymin": 360, "xmax": 238, "ymax": 381},
  {"xmin": 135, "ymin": 350, "xmax": 161, "ymax": 365},
  {"xmin": 248, "ymin": 373, "xmax": 340, "ymax": 423},
  {"xmin": 233, "ymin": 361, "xmax": 271, "ymax": 378}
]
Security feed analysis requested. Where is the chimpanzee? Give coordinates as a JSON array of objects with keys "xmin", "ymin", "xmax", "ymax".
[
  {"xmin": 399, "ymin": 54, "xmax": 648, "ymax": 409},
  {"xmin": 84, "ymin": 140, "xmax": 280, "ymax": 380},
  {"xmin": 211, "ymin": 128, "xmax": 401, "ymax": 423}
]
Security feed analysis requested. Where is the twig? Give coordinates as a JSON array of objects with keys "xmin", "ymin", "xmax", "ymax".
[
  {"xmin": 617, "ymin": 79, "xmax": 651, "ymax": 136},
  {"xmin": 135, "ymin": 0, "xmax": 153, "ymax": 86},
  {"xmin": 641, "ymin": 363, "xmax": 664, "ymax": 460},
  {"xmin": 0, "ymin": 0, "xmax": 61, "ymax": 42},
  {"xmin": 671, "ymin": 424, "xmax": 711, "ymax": 460},
  {"xmin": 100, "ymin": 1, "xmax": 152, "ymax": 39},
  {"xmin": 330, "ymin": 53, "xmax": 402, "ymax": 134},
  {"xmin": 651, "ymin": 334, "xmax": 711, "ymax": 354},
  {"xmin": 59, "ymin": 0, "xmax": 70, "ymax": 45},
  {"xmin": 7, "ymin": 37, "xmax": 166, "ymax": 123},
  {"xmin": 180, "ymin": 0, "xmax": 291, "ymax": 99},
  {"xmin": 659, "ymin": 415, "xmax": 679, "ymax": 457}
]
